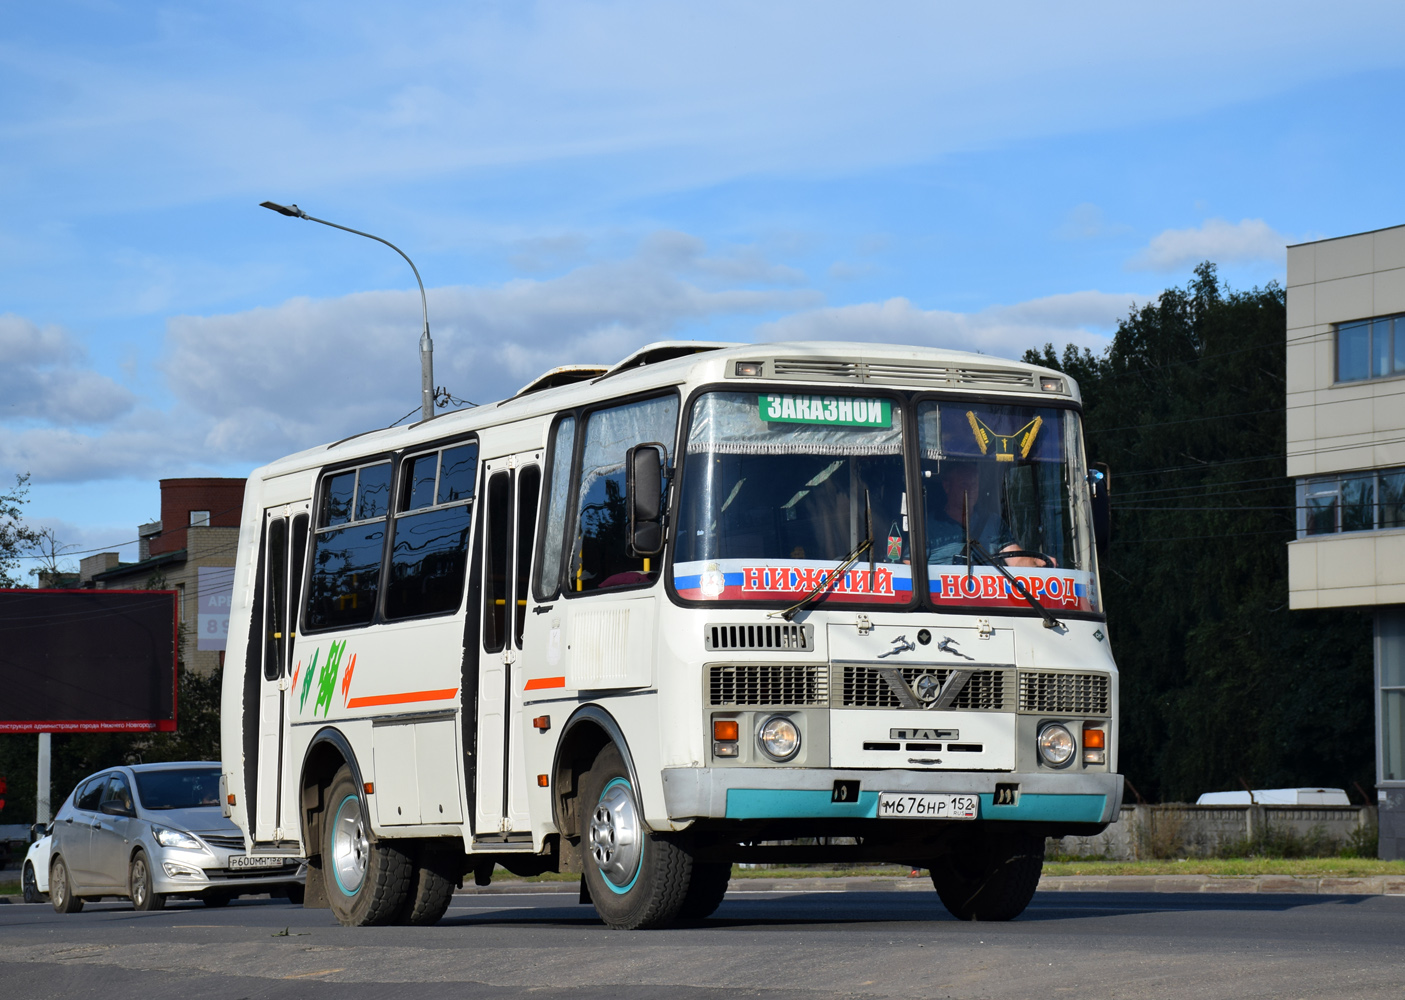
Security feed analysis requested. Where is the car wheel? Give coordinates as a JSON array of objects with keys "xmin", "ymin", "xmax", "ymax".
[
  {"xmin": 324, "ymin": 764, "xmax": 412, "ymax": 926},
  {"xmin": 580, "ymin": 744, "xmax": 694, "ymax": 930},
  {"xmin": 49, "ymin": 856, "xmax": 84, "ymax": 914},
  {"xmin": 129, "ymin": 850, "xmax": 166, "ymax": 911},
  {"xmin": 929, "ymin": 831, "xmax": 1044, "ymax": 921},
  {"xmin": 22, "ymin": 861, "xmax": 43, "ymax": 904},
  {"xmin": 394, "ymin": 842, "xmax": 458, "ymax": 926},
  {"xmin": 676, "ymin": 862, "xmax": 732, "ymax": 923}
]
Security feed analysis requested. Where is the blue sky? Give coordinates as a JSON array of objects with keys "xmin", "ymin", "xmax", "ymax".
[{"xmin": 4, "ymin": 0, "xmax": 1404, "ymax": 569}]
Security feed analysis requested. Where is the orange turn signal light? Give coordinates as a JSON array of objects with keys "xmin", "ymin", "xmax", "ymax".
[
  {"xmin": 713, "ymin": 720, "xmax": 739, "ymax": 742},
  {"xmin": 227, "ymin": 793, "xmax": 236, "ymax": 806},
  {"xmin": 1082, "ymin": 726, "xmax": 1105, "ymax": 749},
  {"xmin": 537, "ymin": 774, "xmax": 549, "ymax": 787},
  {"xmin": 533, "ymin": 715, "xmax": 551, "ymax": 732},
  {"xmin": 364, "ymin": 782, "xmax": 374, "ymax": 795}
]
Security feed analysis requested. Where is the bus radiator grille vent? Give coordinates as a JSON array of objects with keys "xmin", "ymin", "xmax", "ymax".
[
  {"xmin": 840, "ymin": 666, "xmax": 1009, "ymax": 710},
  {"xmin": 1017, "ymin": 671, "xmax": 1110, "ymax": 716},
  {"xmin": 769, "ymin": 358, "xmax": 1037, "ymax": 391},
  {"xmin": 705, "ymin": 623, "xmax": 813, "ymax": 651},
  {"xmin": 709, "ymin": 664, "xmax": 829, "ymax": 707}
]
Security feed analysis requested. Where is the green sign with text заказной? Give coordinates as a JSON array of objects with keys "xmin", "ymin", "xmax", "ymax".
[{"xmin": 759, "ymin": 394, "xmax": 891, "ymax": 428}]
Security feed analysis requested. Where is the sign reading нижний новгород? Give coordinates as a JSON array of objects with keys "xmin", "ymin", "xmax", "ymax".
[{"xmin": 758, "ymin": 394, "xmax": 891, "ymax": 428}]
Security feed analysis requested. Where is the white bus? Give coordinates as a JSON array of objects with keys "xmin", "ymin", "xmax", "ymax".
[{"xmin": 220, "ymin": 341, "xmax": 1120, "ymax": 928}]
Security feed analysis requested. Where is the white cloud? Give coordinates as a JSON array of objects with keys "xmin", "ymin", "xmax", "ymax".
[
  {"xmin": 756, "ymin": 290, "xmax": 1139, "ymax": 359},
  {"xmin": 1128, "ymin": 218, "xmax": 1289, "ymax": 272},
  {"xmin": 0, "ymin": 313, "xmax": 136, "ymax": 425}
]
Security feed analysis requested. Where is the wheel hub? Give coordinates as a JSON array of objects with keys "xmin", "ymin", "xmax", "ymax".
[
  {"xmin": 332, "ymin": 795, "xmax": 369, "ymax": 894},
  {"xmin": 589, "ymin": 780, "xmax": 642, "ymax": 888}
]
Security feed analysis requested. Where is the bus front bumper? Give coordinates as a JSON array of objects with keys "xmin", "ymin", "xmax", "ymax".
[{"xmin": 662, "ymin": 768, "xmax": 1123, "ymax": 825}]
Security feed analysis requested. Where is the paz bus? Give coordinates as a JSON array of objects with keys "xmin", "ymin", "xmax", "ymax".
[{"xmin": 220, "ymin": 340, "xmax": 1120, "ymax": 928}]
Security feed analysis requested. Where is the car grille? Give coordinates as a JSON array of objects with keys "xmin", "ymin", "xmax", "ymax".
[
  {"xmin": 708, "ymin": 664, "xmax": 829, "ymax": 707},
  {"xmin": 1017, "ymin": 671, "xmax": 1111, "ymax": 716},
  {"xmin": 705, "ymin": 623, "xmax": 812, "ymax": 651},
  {"xmin": 839, "ymin": 666, "xmax": 1009, "ymax": 710},
  {"xmin": 198, "ymin": 834, "xmax": 246, "ymax": 851}
]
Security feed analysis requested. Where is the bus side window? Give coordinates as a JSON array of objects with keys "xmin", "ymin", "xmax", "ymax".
[
  {"xmin": 483, "ymin": 471, "xmax": 512, "ymax": 653},
  {"xmin": 514, "ymin": 466, "xmax": 541, "ymax": 647},
  {"xmin": 385, "ymin": 441, "xmax": 478, "ymax": 620},
  {"xmin": 569, "ymin": 395, "xmax": 678, "ymax": 594},
  {"xmin": 263, "ymin": 517, "xmax": 287, "ymax": 680},
  {"xmin": 306, "ymin": 461, "xmax": 391, "ymax": 631},
  {"xmin": 534, "ymin": 416, "xmax": 576, "ymax": 601}
]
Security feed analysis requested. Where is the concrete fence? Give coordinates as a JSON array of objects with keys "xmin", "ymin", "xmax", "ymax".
[{"xmin": 1050, "ymin": 804, "xmax": 1378, "ymax": 860}]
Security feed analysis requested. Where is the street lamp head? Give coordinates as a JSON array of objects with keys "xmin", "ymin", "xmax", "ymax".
[{"xmin": 259, "ymin": 200, "xmax": 306, "ymax": 219}]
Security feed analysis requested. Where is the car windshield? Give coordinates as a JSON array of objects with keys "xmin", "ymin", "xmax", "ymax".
[
  {"xmin": 134, "ymin": 768, "xmax": 222, "ymax": 810},
  {"xmin": 917, "ymin": 401, "xmax": 1099, "ymax": 613},
  {"xmin": 673, "ymin": 391, "xmax": 913, "ymax": 606}
]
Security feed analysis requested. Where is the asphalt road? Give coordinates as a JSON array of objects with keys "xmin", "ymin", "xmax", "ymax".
[{"xmin": 2, "ymin": 887, "xmax": 1403, "ymax": 999}]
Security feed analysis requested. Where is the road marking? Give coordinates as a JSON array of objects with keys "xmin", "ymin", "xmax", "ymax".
[{"xmin": 283, "ymin": 969, "xmax": 344, "ymax": 979}]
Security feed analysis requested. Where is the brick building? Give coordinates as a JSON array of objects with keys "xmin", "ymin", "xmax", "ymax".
[{"xmin": 82, "ymin": 478, "xmax": 245, "ymax": 677}]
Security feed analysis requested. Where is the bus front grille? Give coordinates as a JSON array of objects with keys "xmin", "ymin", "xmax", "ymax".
[
  {"xmin": 705, "ymin": 623, "xmax": 813, "ymax": 651},
  {"xmin": 709, "ymin": 664, "xmax": 829, "ymax": 707},
  {"xmin": 839, "ymin": 666, "xmax": 1010, "ymax": 711},
  {"xmin": 1017, "ymin": 671, "xmax": 1110, "ymax": 716}
]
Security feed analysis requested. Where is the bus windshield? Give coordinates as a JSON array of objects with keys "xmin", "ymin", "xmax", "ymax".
[
  {"xmin": 673, "ymin": 391, "xmax": 914, "ymax": 606},
  {"xmin": 918, "ymin": 400, "xmax": 1099, "ymax": 614},
  {"xmin": 672, "ymin": 390, "xmax": 1100, "ymax": 615}
]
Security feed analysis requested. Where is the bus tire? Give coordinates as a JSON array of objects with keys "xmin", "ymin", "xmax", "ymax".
[
  {"xmin": 930, "ymin": 831, "xmax": 1044, "ymax": 921},
  {"xmin": 324, "ymin": 764, "xmax": 413, "ymax": 927},
  {"xmin": 677, "ymin": 862, "xmax": 732, "ymax": 922},
  {"xmin": 580, "ymin": 744, "xmax": 692, "ymax": 930},
  {"xmin": 395, "ymin": 843, "xmax": 458, "ymax": 926}
]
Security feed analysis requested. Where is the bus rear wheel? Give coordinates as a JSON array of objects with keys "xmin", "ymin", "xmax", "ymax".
[
  {"xmin": 929, "ymin": 830, "xmax": 1044, "ymax": 921},
  {"xmin": 323, "ymin": 764, "xmax": 413, "ymax": 927},
  {"xmin": 580, "ymin": 744, "xmax": 692, "ymax": 930}
]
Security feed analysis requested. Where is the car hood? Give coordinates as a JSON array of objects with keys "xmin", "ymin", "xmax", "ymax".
[{"xmin": 139, "ymin": 806, "xmax": 236, "ymax": 835}]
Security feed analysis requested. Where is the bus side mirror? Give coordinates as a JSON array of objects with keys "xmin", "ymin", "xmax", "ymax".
[
  {"xmin": 1089, "ymin": 464, "xmax": 1111, "ymax": 557},
  {"xmin": 626, "ymin": 443, "xmax": 667, "ymax": 556}
]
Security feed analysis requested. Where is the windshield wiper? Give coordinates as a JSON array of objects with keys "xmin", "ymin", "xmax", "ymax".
[
  {"xmin": 770, "ymin": 490, "xmax": 874, "ymax": 622},
  {"xmin": 962, "ymin": 495, "xmax": 1063, "ymax": 630}
]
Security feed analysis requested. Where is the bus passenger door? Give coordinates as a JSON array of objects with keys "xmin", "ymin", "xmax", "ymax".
[
  {"xmin": 474, "ymin": 455, "xmax": 542, "ymax": 835},
  {"xmin": 253, "ymin": 504, "xmax": 310, "ymax": 844}
]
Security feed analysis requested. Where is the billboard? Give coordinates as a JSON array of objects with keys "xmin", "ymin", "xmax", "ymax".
[
  {"xmin": 0, "ymin": 590, "xmax": 179, "ymax": 734},
  {"xmin": 197, "ymin": 566, "xmax": 234, "ymax": 652}
]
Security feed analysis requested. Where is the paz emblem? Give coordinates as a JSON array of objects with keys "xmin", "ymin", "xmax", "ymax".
[{"xmin": 912, "ymin": 672, "xmax": 941, "ymax": 705}]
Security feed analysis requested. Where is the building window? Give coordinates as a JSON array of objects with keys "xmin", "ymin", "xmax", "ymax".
[
  {"xmin": 1378, "ymin": 610, "xmax": 1405, "ymax": 783},
  {"xmin": 190, "ymin": 510, "xmax": 211, "ymax": 527},
  {"xmin": 1337, "ymin": 313, "xmax": 1405, "ymax": 383},
  {"xmin": 1298, "ymin": 468, "xmax": 1405, "ymax": 538}
]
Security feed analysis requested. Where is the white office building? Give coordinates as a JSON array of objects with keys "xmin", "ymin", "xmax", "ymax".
[{"xmin": 1286, "ymin": 223, "xmax": 1405, "ymax": 858}]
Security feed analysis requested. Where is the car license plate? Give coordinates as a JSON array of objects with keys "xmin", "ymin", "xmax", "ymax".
[
  {"xmin": 877, "ymin": 792, "xmax": 979, "ymax": 819},
  {"xmin": 228, "ymin": 855, "xmax": 284, "ymax": 870}
]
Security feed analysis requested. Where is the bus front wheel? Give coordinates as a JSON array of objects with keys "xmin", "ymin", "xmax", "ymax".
[
  {"xmin": 323, "ymin": 764, "xmax": 413, "ymax": 926},
  {"xmin": 929, "ymin": 830, "xmax": 1044, "ymax": 921},
  {"xmin": 580, "ymin": 744, "xmax": 692, "ymax": 930}
]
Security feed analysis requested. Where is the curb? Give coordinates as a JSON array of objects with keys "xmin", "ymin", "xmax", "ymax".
[{"xmin": 456, "ymin": 874, "xmax": 1405, "ymax": 897}]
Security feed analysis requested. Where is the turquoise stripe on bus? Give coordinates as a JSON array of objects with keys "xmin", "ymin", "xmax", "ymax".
[
  {"xmin": 725, "ymin": 788, "xmax": 879, "ymax": 819},
  {"xmin": 721, "ymin": 789, "xmax": 1106, "ymax": 822},
  {"xmin": 978, "ymin": 792, "xmax": 1106, "ymax": 823}
]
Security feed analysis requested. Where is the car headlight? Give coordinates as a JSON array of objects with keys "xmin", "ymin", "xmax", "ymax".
[
  {"xmin": 152, "ymin": 826, "xmax": 205, "ymax": 850},
  {"xmin": 1037, "ymin": 723, "xmax": 1075, "ymax": 767},
  {"xmin": 758, "ymin": 716, "xmax": 801, "ymax": 762}
]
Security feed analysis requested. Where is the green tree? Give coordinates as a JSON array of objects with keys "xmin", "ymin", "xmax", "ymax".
[
  {"xmin": 1026, "ymin": 263, "xmax": 1375, "ymax": 802},
  {"xmin": 0, "ymin": 473, "xmax": 39, "ymax": 587}
]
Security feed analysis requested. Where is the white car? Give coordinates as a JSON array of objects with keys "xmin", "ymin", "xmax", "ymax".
[{"xmin": 23, "ymin": 828, "xmax": 52, "ymax": 904}]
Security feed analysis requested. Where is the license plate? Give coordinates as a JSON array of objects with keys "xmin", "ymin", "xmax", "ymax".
[
  {"xmin": 877, "ymin": 792, "xmax": 979, "ymax": 819},
  {"xmin": 228, "ymin": 855, "xmax": 284, "ymax": 870}
]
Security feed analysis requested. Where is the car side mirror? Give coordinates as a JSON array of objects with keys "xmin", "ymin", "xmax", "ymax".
[
  {"xmin": 100, "ymin": 800, "xmax": 133, "ymax": 817},
  {"xmin": 1088, "ymin": 463, "xmax": 1111, "ymax": 557},
  {"xmin": 626, "ymin": 442, "xmax": 667, "ymax": 557}
]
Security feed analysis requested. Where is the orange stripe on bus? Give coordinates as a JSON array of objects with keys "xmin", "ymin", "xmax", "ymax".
[
  {"xmin": 524, "ymin": 676, "xmax": 566, "ymax": 691},
  {"xmin": 345, "ymin": 688, "xmax": 459, "ymax": 708}
]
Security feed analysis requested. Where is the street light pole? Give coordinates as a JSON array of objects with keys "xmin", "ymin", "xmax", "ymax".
[{"xmin": 261, "ymin": 201, "xmax": 435, "ymax": 422}]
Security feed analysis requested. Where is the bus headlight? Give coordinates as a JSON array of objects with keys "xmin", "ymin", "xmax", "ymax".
[
  {"xmin": 1037, "ymin": 723, "xmax": 1075, "ymax": 767},
  {"xmin": 758, "ymin": 716, "xmax": 801, "ymax": 762}
]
